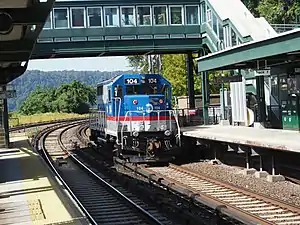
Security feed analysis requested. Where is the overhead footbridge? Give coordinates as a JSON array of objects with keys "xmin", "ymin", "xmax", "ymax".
[{"xmin": 31, "ymin": 0, "xmax": 278, "ymax": 59}]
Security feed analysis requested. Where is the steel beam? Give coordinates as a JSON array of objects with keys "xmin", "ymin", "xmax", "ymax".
[
  {"xmin": 186, "ymin": 52, "xmax": 195, "ymax": 108},
  {"xmin": 256, "ymin": 75, "xmax": 266, "ymax": 123},
  {"xmin": 202, "ymin": 71, "xmax": 210, "ymax": 124}
]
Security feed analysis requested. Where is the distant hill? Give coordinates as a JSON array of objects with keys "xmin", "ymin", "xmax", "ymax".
[{"xmin": 8, "ymin": 70, "xmax": 133, "ymax": 112}]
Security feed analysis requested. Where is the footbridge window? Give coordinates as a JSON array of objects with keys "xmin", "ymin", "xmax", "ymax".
[
  {"xmin": 153, "ymin": 6, "xmax": 167, "ymax": 25},
  {"xmin": 44, "ymin": 13, "xmax": 52, "ymax": 29},
  {"xmin": 212, "ymin": 13, "xmax": 218, "ymax": 36},
  {"xmin": 87, "ymin": 7, "xmax": 102, "ymax": 27},
  {"xmin": 218, "ymin": 21, "xmax": 223, "ymax": 41},
  {"xmin": 53, "ymin": 8, "xmax": 69, "ymax": 29},
  {"xmin": 169, "ymin": 6, "xmax": 183, "ymax": 25},
  {"xmin": 206, "ymin": 6, "xmax": 212, "ymax": 28},
  {"xmin": 71, "ymin": 7, "xmax": 86, "ymax": 28},
  {"xmin": 104, "ymin": 7, "xmax": 119, "ymax": 27},
  {"xmin": 185, "ymin": 5, "xmax": 199, "ymax": 25},
  {"xmin": 121, "ymin": 6, "xmax": 135, "ymax": 26},
  {"xmin": 137, "ymin": 6, "xmax": 151, "ymax": 26},
  {"xmin": 231, "ymin": 29, "xmax": 237, "ymax": 46},
  {"xmin": 200, "ymin": 2, "xmax": 206, "ymax": 23}
]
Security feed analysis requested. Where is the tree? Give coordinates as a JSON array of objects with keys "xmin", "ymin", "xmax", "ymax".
[
  {"xmin": 19, "ymin": 81, "xmax": 96, "ymax": 115},
  {"xmin": 161, "ymin": 54, "xmax": 201, "ymax": 96},
  {"xmin": 257, "ymin": 0, "xmax": 300, "ymax": 24},
  {"xmin": 53, "ymin": 81, "xmax": 96, "ymax": 114},
  {"xmin": 19, "ymin": 86, "xmax": 56, "ymax": 115},
  {"xmin": 242, "ymin": 0, "xmax": 260, "ymax": 16}
]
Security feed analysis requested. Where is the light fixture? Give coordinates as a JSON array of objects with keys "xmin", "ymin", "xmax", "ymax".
[{"xmin": 0, "ymin": 12, "xmax": 13, "ymax": 35}]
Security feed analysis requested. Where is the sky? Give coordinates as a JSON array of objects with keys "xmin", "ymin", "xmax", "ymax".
[{"xmin": 27, "ymin": 56, "xmax": 131, "ymax": 71}]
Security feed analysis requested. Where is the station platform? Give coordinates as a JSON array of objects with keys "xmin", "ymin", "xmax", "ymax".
[
  {"xmin": 182, "ymin": 125, "xmax": 300, "ymax": 153},
  {"xmin": 0, "ymin": 133, "xmax": 89, "ymax": 225}
]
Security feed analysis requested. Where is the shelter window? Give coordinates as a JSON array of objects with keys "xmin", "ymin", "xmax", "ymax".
[
  {"xmin": 104, "ymin": 7, "xmax": 119, "ymax": 27},
  {"xmin": 44, "ymin": 13, "xmax": 52, "ymax": 29},
  {"xmin": 87, "ymin": 7, "xmax": 102, "ymax": 27},
  {"xmin": 71, "ymin": 7, "xmax": 85, "ymax": 28},
  {"xmin": 185, "ymin": 5, "xmax": 199, "ymax": 25},
  {"xmin": 153, "ymin": 6, "xmax": 167, "ymax": 25},
  {"xmin": 53, "ymin": 8, "xmax": 69, "ymax": 29},
  {"xmin": 169, "ymin": 6, "xmax": 183, "ymax": 25},
  {"xmin": 121, "ymin": 7, "xmax": 135, "ymax": 26},
  {"xmin": 97, "ymin": 86, "xmax": 103, "ymax": 96},
  {"xmin": 137, "ymin": 6, "xmax": 151, "ymax": 26}
]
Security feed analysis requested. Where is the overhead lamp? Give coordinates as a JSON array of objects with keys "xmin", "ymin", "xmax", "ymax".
[{"xmin": 0, "ymin": 12, "xmax": 13, "ymax": 35}]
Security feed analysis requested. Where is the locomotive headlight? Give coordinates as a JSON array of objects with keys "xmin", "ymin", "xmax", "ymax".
[
  {"xmin": 164, "ymin": 130, "xmax": 171, "ymax": 136},
  {"xmin": 139, "ymin": 125, "xmax": 145, "ymax": 131},
  {"xmin": 133, "ymin": 131, "xmax": 139, "ymax": 137},
  {"xmin": 160, "ymin": 124, "xmax": 166, "ymax": 130}
]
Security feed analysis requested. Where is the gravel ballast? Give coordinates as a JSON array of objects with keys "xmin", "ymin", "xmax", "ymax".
[{"xmin": 182, "ymin": 161, "xmax": 300, "ymax": 207}]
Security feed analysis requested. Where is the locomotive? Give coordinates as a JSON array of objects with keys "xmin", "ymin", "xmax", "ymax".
[{"xmin": 89, "ymin": 73, "xmax": 181, "ymax": 162}]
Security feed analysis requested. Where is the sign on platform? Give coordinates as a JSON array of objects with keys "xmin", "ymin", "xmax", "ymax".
[
  {"xmin": 215, "ymin": 75, "xmax": 242, "ymax": 84},
  {"xmin": 0, "ymin": 90, "xmax": 16, "ymax": 99},
  {"xmin": 255, "ymin": 69, "xmax": 270, "ymax": 76}
]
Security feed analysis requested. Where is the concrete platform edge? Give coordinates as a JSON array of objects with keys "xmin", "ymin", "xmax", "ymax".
[{"xmin": 26, "ymin": 139, "xmax": 89, "ymax": 222}]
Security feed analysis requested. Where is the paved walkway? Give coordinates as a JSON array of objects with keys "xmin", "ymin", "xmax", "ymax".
[
  {"xmin": 0, "ymin": 133, "xmax": 89, "ymax": 225},
  {"xmin": 182, "ymin": 125, "xmax": 300, "ymax": 152}
]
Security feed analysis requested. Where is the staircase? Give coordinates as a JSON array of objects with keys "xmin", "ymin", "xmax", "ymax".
[{"xmin": 202, "ymin": 0, "xmax": 277, "ymax": 53}]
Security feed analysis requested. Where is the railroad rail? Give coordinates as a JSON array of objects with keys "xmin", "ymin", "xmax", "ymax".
[
  {"xmin": 10, "ymin": 117, "xmax": 87, "ymax": 132},
  {"xmin": 114, "ymin": 158, "xmax": 300, "ymax": 225},
  {"xmin": 35, "ymin": 122, "xmax": 169, "ymax": 225}
]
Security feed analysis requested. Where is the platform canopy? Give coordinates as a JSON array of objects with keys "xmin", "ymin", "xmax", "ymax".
[
  {"xmin": 0, "ymin": 0, "xmax": 54, "ymax": 84},
  {"xmin": 197, "ymin": 29, "xmax": 300, "ymax": 72}
]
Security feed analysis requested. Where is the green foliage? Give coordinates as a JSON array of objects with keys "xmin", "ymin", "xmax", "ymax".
[
  {"xmin": 161, "ymin": 54, "xmax": 201, "ymax": 96},
  {"xmin": 256, "ymin": 0, "xmax": 300, "ymax": 24},
  {"xmin": 8, "ymin": 70, "xmax": 132, "ymax": 112},
  {"xmin": 19, "ymin": 81, "xmax": 96, "ymax": 115},
  {"xmin": 126, "ymin": 54, "xmax": 225, "ymax": 96}
]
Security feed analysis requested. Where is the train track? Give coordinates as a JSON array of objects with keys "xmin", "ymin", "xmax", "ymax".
[
  {"xmin": 37, "ymin": 122, "xmax": 173, "ymax": 225},
  {"xmin": 114, "ymin": 158, "xmax": 300, "ymax": 225}
]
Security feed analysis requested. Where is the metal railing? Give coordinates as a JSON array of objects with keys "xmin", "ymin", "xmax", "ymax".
[
  {"xmin": 271, "ymin": 23, "xmax": 300, "ymax": 33},
  {"xmin": 177, "ymin": 105, "xmax": 226, "ymax": 126}
]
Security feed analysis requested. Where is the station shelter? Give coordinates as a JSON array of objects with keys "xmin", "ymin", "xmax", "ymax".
[{"xmin": 197, "ymin": 29, "xmax": 300, "ymax": 131}]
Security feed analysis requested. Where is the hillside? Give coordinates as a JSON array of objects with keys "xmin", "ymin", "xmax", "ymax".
[{"xmin": 8, "ymin": 70, "xmax": 133, "ymax": 112}]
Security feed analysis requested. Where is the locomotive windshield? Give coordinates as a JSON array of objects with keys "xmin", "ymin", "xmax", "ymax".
[{"xmin": 126, "ymin": 83, "xmax": 160, "ymax": 95}]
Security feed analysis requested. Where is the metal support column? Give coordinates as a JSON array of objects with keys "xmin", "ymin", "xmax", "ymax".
[
  {"xmin": 2, "ymin": 85, "xmax": 9, "ymax": 148},
  {"xmin": 202, "ymin": 71, "xmax": 210, "ymax": 124},
  {"xmin": 186, "ymin": 52, "xmax": 195, "ymax": 108},
  {"xmin": 256, "ymin": 75, "xmax": 266, "ymax": 123}
]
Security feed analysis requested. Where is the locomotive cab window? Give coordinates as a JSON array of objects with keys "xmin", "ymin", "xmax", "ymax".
[
  {"xmin": 114, "ymin": 85, "xmax": 123, "ymax": 97},
  {"xmin": 162, "ymin": 84, "xmax": 170, "ymax": 99},
  {"xmin": 126, "ymin": 85, "xmax": 139, "ymax": 95},
  {"xmin": 108, "ymin": 89, "xmax": 112, "ymax": 101},
  {"xmin": 97, "ymin": 85, "xmax": 103, "ymax": 96}
]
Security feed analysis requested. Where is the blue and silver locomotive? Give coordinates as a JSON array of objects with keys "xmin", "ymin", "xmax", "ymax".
[{"xmin": 89, "ymin": 73, "xmax": 181, "ymax": 162}]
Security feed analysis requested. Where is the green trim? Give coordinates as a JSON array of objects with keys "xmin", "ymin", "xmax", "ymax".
[{"xmin": 197, "ymin": 30, "xmax": 300, "ymax": 72}]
